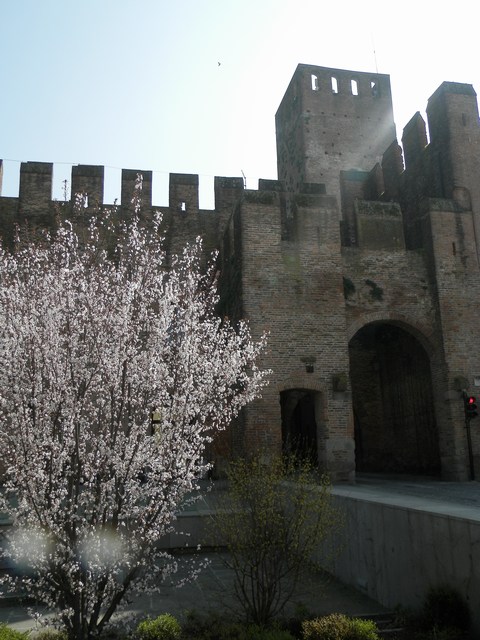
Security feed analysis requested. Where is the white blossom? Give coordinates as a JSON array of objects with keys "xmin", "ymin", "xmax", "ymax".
[{"xmin": 0, "ymin": 199, "xmax": 269, "ymax": 639}]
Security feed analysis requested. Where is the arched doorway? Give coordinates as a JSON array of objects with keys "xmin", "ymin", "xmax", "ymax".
[
  {"xmin": 349, "ymin": 322, "xmax": 440, "ymax": 475},
  {"xmin": 280, "ymin": 389, "xmax": 318, "ymax": 464}
]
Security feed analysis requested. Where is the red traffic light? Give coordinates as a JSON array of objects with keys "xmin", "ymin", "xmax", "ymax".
[{"xmin": 464, "ymin": 394, "xmax": 479, "ymax": 419}]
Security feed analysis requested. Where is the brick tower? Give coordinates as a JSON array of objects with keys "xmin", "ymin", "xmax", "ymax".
[{"xmin": 275, "ymin": 64, "xmax": 397, "ymax": 205}]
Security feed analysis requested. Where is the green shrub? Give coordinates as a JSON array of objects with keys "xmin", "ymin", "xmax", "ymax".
[
  {"xmin": 135, "ymin": 614, "xmax": 181, "ymax": 640},
  {"xmin": 413, "ymin": 626, "xmax": 465, "ymax": 640},
  {"xmin": 420, "ymin": 585, "xmax": 470, "ymax": 633},
  {"xmin": 244, "ymin": 626, "xmax": 294, "ymax": 640},
  {"xmin": 180, "ymin": 612, "xmax": 295, "ymax": 640},
  {"xmin": 346, "ymin": 619, "xmax": 378, "ymax": 640},
  {"xmin": 29, "ymin": 630, "xmax": 68, "ymax": 640},
  {"xmin": 0, "ymin": 625, "xmax": 28, "ymax": 640},
  {"xmin": 181, "ymin": 610, "xmax": 242, "ymax": 640},
  {"xmin": 302, "ymin": 614, "xmax": 379, "ymax": 640},
  {"xmin": 303, "ymin": 614, "xmax": 350, "ymax": 640}
]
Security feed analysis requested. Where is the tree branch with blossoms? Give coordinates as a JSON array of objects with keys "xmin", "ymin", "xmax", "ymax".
[{"xmin": 0, "ymin": 187, "xmax": 269, "ymax": 639}]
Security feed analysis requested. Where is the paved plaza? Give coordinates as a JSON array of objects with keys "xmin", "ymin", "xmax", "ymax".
[{"xmin": 0, "ymin": 550, "xmax": 388, "ymax": 633}]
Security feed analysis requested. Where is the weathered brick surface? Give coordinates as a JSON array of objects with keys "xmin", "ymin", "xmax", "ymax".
[{"xmin": 2, "ymin": 65, "xmax": 480, "ymax": 481}]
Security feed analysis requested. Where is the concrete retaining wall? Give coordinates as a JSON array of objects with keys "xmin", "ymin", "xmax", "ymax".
[
  {"xmin": 325, "ymin": 488, "xmax": 480, "ymax": 633},
  {"xmin": 168, "ymin": 482, "xmax": 480, "ymax": 633}
]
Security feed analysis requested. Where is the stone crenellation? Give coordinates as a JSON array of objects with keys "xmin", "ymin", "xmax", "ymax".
[{"xmin": 2, "ymin": 62, "xmax": 480, "ymax": 483}]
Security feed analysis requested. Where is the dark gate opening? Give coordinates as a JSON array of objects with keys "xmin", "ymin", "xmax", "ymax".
[
  {"xmin": 280, "ymin": 389, "xmax": 318, "ymax": 464},
  {"xmin": 350, "ymin": 323, "xmax": 440, "ymax": 475}
]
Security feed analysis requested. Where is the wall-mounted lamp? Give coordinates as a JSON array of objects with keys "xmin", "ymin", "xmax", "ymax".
[
  {"xmin": 151, "ymin": 409, "xmax": 162, "ymax": 435},
  {"xmin": 301, "ymin": 356, "xmax": 316, "ymax": 374}
]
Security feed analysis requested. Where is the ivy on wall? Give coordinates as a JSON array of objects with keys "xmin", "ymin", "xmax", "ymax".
[{"xmin": 365, "ymin": 279, "xmax": 384, "ymax": 301}]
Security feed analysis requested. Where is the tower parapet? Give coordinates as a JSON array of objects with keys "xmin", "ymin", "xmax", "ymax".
[
  {"xmin": 214, "ymin": 176, "xmax": 244, "ymax": 212},
  {"xmin": 381, "ymin": 140, "xmax": 404, "ymax": 201},
  {"xmin": 394, "ymin": 81, "xmax": 480, "ymax": 253}
]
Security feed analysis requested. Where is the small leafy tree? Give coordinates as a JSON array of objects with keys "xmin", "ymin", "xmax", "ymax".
[
  {"xmin": 0, "ymin": 186, "xmax": 269, "ymax": 639},
  {"xmin": 211, "ymin": 455, "xmax": 341, "ymax": 625}
]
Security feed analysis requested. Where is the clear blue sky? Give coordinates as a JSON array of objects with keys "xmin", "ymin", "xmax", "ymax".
[{"xmin": 1, "ymin": 0, "xmax": 479, "ymax": 208}]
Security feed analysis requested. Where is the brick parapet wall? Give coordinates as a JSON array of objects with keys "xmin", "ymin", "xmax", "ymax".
[{"xmin": 0, "ymin": 163, "xmax": 242, "ymax": 259}]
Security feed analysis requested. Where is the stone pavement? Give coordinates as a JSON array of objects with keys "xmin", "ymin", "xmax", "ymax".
[
  {"xmin": 0, "ymin": 550, "xmax": 388, "ymax": 633},
  {"xmin": 334, "ymin": 473, "xmax": 480, "ymax": 521}
]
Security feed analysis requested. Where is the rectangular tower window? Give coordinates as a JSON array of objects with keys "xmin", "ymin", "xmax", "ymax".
[
  {"xmin": 351, "ymin": 79, "xmax": 359, "ymax": 95},
  {"xmin": 370, "ymin": 80, "xmax": 378, "ymax": 96},
  {"xmin": 311, "ymin": 74, "xmax": 319, "ymax": 91},
  {"xmin": 331, "ymin": 76, "xmax": 338, "ymax": 94}
]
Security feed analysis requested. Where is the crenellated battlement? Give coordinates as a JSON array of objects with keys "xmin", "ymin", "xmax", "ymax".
[
  {"xmin": 0, "ymin": 161, "xmax": 250, "ymax": 214},
  {"xmin": 0, "ymin": 158, "xmax": 344, "ymax": 266},
  {"xmin": 2, "ymin": 72, "xmax": 480, "ymax": 261},
  {"xmin": 294, "ymin": 63, "xmax": 392, "ymax": 100}
]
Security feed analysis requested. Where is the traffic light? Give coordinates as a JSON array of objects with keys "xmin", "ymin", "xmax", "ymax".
[{"xmin": 463, "ymin": 394, "xmax": 478, "ymax": 420}]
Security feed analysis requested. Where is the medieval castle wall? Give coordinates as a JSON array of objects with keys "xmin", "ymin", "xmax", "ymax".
[{"xmin": 2, "ymin": 63, "xmax": 480, "ymax": 481}]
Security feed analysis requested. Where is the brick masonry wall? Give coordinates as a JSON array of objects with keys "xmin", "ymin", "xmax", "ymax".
[
  {"xmin": 236, "ymin": 188, "xmax": 354, "ymax": 479},
  {"xmin": 422, "ymin": 199, "xmax": 480, "ymax": 479}
]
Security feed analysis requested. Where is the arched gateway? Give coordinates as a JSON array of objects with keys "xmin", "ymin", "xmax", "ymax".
[
  {"xmin": 349, "ymin": 321, "xmax": 440, "ymax": 475},
  {"xmin": 280, "ymin": 389, "xmax": 320, "ymax": 463}
]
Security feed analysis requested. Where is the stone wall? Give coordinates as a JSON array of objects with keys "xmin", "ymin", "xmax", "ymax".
[{"xmin": 324, "ymin": 488, "xmax": 480, "ymax": 635}]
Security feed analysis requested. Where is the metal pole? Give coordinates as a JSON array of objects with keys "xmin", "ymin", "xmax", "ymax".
[{"xmin": 465, "ymin": 417, "xmax": 475, "ymax": 481}]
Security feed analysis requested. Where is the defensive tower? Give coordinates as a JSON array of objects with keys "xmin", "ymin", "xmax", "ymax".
[{"xmin": 275, "ymin": 64, "xmax": 396, "ymax": 205}]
